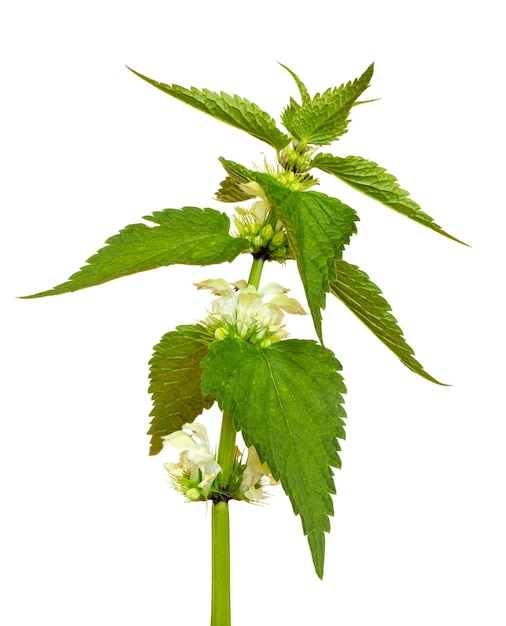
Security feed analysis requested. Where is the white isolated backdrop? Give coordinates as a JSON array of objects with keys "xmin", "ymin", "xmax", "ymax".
[{"xmin": 1, "ymin": 1, "xmax": 504, "ymax": 625}]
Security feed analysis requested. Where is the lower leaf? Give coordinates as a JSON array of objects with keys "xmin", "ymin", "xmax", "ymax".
[
  {"xmin": 201, "ymin": 337, "xmax": 346, "ymax": 578},
  {"xmin": 148, "ymin": 327, "xmax": 214, "ymax": 455}
]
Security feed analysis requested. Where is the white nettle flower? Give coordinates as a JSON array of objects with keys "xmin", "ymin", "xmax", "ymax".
[
  {"xmin": 163, "ymin": 423, "xmax": 221, "ymax": 497},
  {"xmin": 240, "ymin": 446, "xmax": 276, "ymax": 502},
  {"xmin": 195, "ymin": 279, "xmax": 306, "ymax": 347}
]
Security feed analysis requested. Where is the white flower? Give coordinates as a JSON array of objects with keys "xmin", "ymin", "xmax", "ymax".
[
  {"xmin": 195, "ymin": 279, "xmax": 306, "ymax": 347},
  {"xmin": 163, "ymin": 423, "xmax": 221, "ymax": 497},
  {"xmin": 240, "ymin": 446, "xmax": 276, "ymax": 502}
]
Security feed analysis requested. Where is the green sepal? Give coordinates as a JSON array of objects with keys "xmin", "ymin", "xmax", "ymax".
[
  {"xmin": 22, "ymin": 207, "xmax": 250, "ymax": 298},
  {"xmin": 312, "ymin": 153, "xmax": 467, "ymax": 244},
  {"xmin": 330, "ymin": 260, "xmax": 447, "ymax": 385},
  {"xmin": 281, "ymin": 64, "xmax": 374, "ymax": 145},
  {"xmin": 127, "ymin": 66, "xmax": 291, "ymax": 150},
  {"xmin": 148, "ymin": 326, "xmax": 214, "ymax": 456},
  {"xmin": 201, "ymin": 337, "xmax": 347, "ymax": 579}
]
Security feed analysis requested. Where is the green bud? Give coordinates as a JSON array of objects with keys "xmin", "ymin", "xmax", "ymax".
[
  {"xmin": 215, "ymin": 327, "xmax": 229, "ymax": 340},
  {"xmin": 261, "ymin": 224, "xmax": 274, "ymax": 240},
  {"xmin": 269, "ymin": 230, "xmax": 286, "ymax": 249},
  {"xmin": 186, "ymin": 487, "xmax": 202, "ymax": 501}
]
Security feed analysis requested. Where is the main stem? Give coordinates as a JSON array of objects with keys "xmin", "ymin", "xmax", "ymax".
[
  {"xmin": 210, "ymin": 255, "xmax": 266, "ymax": 626},
  {"xmin": 211, "ymin": 500, "xmax": 231, "ymax": 626}
]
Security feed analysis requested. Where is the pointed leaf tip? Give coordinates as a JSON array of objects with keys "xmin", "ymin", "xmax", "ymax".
[
  {"xmin": 22, "ymin": 207, "xmax": 249, "ymax": 298},
  {"xmin": 127, "ymin": 66, "xmax": 290, "ymax": 150},
  {"xmin": 330, "ymin": 260, "xmax": 450, "ymax": 385},
  {"xmin": 313, "ymin": 153, "xmax": 468, "ymax": 245}
]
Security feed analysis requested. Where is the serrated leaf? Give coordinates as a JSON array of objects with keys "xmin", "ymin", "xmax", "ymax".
[
  {"xmin": 278, "ymin": 62, "xmax": 310, "ymax": 103},
  {"xmin": 330, "ymin": 260, "xmax": 446, "ymax": 384},
  {"xmin": 201, "ymin": 338, "xmax": 346, "ymax": 578},
  {"xmin": 215, "ymin": 157, "xmax": 258, "ymax": 202},
  {"xmin": 215, "ymin": 175, "xmax": 254, "ymax": 203},
  {"xmin": 282, "ymin": 64, "xmax": 374, "ymax": 145},
  {"xmin": 148, "ymin": 327, "xmax": 214, "ymax": 455},
  {"xmin": 219, "ymin": 157, "xmax": 255, "ymax": 184},
  {"xmin": 280, "ymin": 97, "xmax": 301, "ymax": 132},
  {"xmin": 216, "ymin": 173, "xmax": 254, "ymax": 202},
  {"xmin": 252, "ymin": 173, "xmax": 359, "ymax": 343},
  {"xmin": 22, "ymin": 207, "xmax": 250, "ymax": 298},
  {"xmin": 127, "ymin": 67, "xmax": 290, "ymax": 150},
  {"xmin": 312, "ymin": 153, "xmax": 467, "ymax": 244}
]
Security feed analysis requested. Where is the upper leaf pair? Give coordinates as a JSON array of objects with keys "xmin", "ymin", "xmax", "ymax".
[{"xmin": 127, "ymin": 62, "xmax": 373, "ymax": 150}]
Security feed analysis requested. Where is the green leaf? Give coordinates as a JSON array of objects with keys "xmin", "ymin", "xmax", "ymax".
[
  {"xmin": 148, "ymin": 327, "xmax": 214, "ymax": 455},
  {"xmin": 281, "ymin": 64, "xmax": 374, "ymax": 145},
  {"xmin": 127, "ymin": 66, "xmax": 291, "ymax": 150},
  {"xmin": 280, "ymin": 97, "xmax": 301, "ymax": 133},
  {"xmin": 312, "ymin": 154, "xmax": 467, "ymax": 244},
  {"xmin": 201, "ymin": 338, "xmax": 346, "ymax": 578},
  {"xmin": 215, "ymin": 175, "xmax": 254, "ymax": 203},
  {"xmin": 253, "ymin": 173, "xmax": 359, "ymax": 343},
  {"xmin": 330, "ymin": 260, "xmax": 447, "ymax": 385},
  {"xmin": 214, "ymin": 157, "xmax": 260, "ymax": 202},
  {"xmin": 278, "ymin": 62, "xmax": 310, "ymax": 104},
  {"xmin": 22, "ymin": 207, "xmax": 250, "ymax": 298}
]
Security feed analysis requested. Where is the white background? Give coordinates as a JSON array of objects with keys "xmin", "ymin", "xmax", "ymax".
[{"xmin": 1, "ymin": 1, "xmax": 504, "ymax": 624}]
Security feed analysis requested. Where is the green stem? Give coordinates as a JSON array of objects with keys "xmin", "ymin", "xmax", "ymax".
[
  {"xmin": 211, "ymin": 501, "xmax": 231, "ymax": 626},
  {"xmin": 211, "ymin": 410, "xmax": 235, "ymax": 626},
  {"xmin": 210, "ymin": 255, "xmax": 267, "ymax": 626},
  {"xmin": 247, "ymin": 256, "xmax": 265, "ymax": 290},
  {"xmin": 217, "ymin": 409, "xmax": 236, "ymax": 488}
]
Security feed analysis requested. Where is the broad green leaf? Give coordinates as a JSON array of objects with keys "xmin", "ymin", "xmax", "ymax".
[
  {"xmin": 23, "ymin": 207, "xmax": 250, "ymax": 298},
  {"xmin": 201, "ymin": 338, "xmax": 346, "ymax": 578},
  {"xmin": 330, "ymin": 260, "xmax": 446, "ymax": 384},
  {"xmin": 253, "ymin": 172, "xmax": 359, "ymax": 343},
  {"xmin": 281, "ymin": 64, "xmax": 374, "ymax": 145},
  {"xmin": 148, "ymin": 327, "xmax": 214, "ymax": 455},
  {"xmin": 127, "ymin": 67, "xmax": 291, "ymax": 150},
  {"xmin": 312, "ymin": 154, "xmax": 467, "ymax": 244}
]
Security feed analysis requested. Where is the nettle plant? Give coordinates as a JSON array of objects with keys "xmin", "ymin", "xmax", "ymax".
[{"xmin": 24, "ymin": 63, "xmax": 464, "ymax": 625}]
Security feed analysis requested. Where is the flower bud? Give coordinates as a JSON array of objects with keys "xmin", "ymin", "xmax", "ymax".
[
  {"xmin": 186, "ymin": 487, "xmax": 202, "ymax": 501},
  {"xmin": 261, "ymin": 224, "xmax": 274, "ymax": 241},
  {"xmin": 214, "ymin": 327, "xmax": 229, "ymax": 340}
]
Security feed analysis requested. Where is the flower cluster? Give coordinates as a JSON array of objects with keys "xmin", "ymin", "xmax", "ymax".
[
  {"xmin": 163, "ymin": 423, "xmax": 277, "ymax": 503},
  {"xmin": 195, "ymin": 278, "xmax": 306, "ymax": 348},
  {"xmin": 233, "ymin": 182, "xmax": 289, "ymax": 261},
  {"xmin": 163, "ymin": 423, "xmax": 222, "ymax": 500}
]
